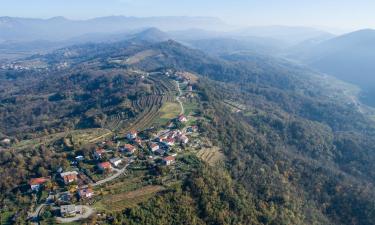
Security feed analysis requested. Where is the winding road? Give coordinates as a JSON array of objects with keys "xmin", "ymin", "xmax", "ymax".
[
  {"xmin": 175, "ymin": 81, "xmax": 184, "ymax": 115},
  {"xmin": 30, "ymin": 165, "xmax": 128, "ymax": 223}
]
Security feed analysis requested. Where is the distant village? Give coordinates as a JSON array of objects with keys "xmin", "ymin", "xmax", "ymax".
[{"xmin": 22, "ymin": 71, "xmax": 202, "ymax": 222}]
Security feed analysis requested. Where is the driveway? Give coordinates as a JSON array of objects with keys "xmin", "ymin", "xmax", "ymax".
[{"xmin": 55, "ymin": 205, "xmax": 94, "ymax": 223}]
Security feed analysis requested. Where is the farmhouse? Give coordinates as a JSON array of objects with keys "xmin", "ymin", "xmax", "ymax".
[
  {"xmin": 78, "ymin": 187, "xmax": 94, "ymax": 199},
  {"xmin": 123, "ymin": 144, "xmax": 136, "ymax": 154},
  {"xmin": 163, "ymin": 156, "xmax": 176, "ymax": 166},
  {"xmin": 29, "ymin": 177, "xmax": 49, "ymax": 191},
  {"xmin": 127, "ymin": 130, "xmax": 138, "ymax": 140},
  {"xmin": 60, "ymin": 205, "xmax": 83, "ymax": 217},
  {"xmin": 163, "ymin": 138, "xmax": 175, "ymax": 146},
  {"xmin": 178, "ymin": 114, "xmax": 188, "ymax": 123},
  {"xmin": 110, "ymin": 157, "xmax": 123, "ymax": 167},
  {"xmin": 98, "ymin": 162, "xmax": 112, "ymax": 171},
  {"xmin": 60, "ymin": 171, "xmax": 78, "ymax": 184},
  {"xmin": 94, "ymin": 148, "xmax": 106, "ymax": 160},
  {"xmin": 179, "ymin": 135, "xmax": 189, "ymax": 144},
  {"xmin": 149, "ymin": 143, "xmax": 160, "ymax": 152}
]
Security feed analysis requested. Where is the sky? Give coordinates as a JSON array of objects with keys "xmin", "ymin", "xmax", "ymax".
[{"xmin": 1, "ymin": 0, "xmax": 375, "ymax": 31}]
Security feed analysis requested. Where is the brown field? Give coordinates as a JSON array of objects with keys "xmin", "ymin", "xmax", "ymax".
[
  {"xmin": 196, "ymin": 146, "xmax": 225, "ymax": 166},
  {"xmin": 95, "ymin": 185, "xmax": 165, "ymax": 211},
  {"xmin": 176, "ymin": 71, "xmax": 199, "ymax": 83},
  {"xmin": 126, "ymin": 50, "xmax": 157, "ymax": 65}
]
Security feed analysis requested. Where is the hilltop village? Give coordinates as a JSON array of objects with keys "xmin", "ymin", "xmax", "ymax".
[{"xmin": 16, "ymin": 71, "xmax": 220, "ymax": 223}]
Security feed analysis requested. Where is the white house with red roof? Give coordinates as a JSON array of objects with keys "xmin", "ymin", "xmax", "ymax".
[
  {"xmin": 29, "ymin": 177, "xmax": 49, "ymax": 191},
  {"xmin": 98, "ymin": 162, "xmax": 112, "ymax": 171},
  {"xmin": 94, "ymin": 148, "xmax": 106, "ymax": 160},
  {"xmin": 149, "ymin": 143, "xmax": 160, "ymax": 152},
  {"xmin": 126, "ymin": 130, "xmax": 138, "ymax": 140},
  {"xmin": 178, "ymin": 114, "xmax": 188, "ymax": 123},
  {"xmin": 78, "ymin": 187, "xmax": 94, "ymax": 199},
  {"xmin": 123, "ymin": 144, "xmax": 136, "ymax": 154},
  {"xmin": 163, "ymin": 156, "xmax": 176, "ymax": 166},
  {"xmin": 60, "ymin": 171, "xmax": 78, "ymax": 184}
]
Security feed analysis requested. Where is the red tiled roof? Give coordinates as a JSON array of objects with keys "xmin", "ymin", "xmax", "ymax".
[
  {"xmin": 96, "ymin": 148, "xmax": 105, "ymax": 154},
  {"xmin": 124, "ymin": 144, "xmax": 136, "ymax": 151},
  {"xmin": 163, "ymin": 156, "xmax": 175, "ymax": 162},
  {"xmin": 29, "ymin": 177, "xmax": 49, "ymax": 185},
  {"xmin": 99, "ymin": 162, "xmax": 112, "ymax": 169}
]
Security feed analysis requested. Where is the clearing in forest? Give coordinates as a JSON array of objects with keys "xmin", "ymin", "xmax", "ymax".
[
  {"xmin": 95, "ymin": 185, "xmax": 165, "ymax": 211},
  {"xmin": 196, "ymin": 146, "xmax": 225, "ymax": 166}
]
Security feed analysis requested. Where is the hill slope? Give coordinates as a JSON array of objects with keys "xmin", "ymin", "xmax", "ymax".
[
  {"xmin": 289, "ymin": 29, "xmax": 375, "ymax": 106},
  {"xmin": 1, "ymin": 39, "xmax": 375, "ymax": 224}
]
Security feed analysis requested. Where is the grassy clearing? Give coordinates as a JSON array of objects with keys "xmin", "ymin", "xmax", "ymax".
[
  {"xmin": 184, "ymin": 101, "xmax": 199, "ymax": 116},
  {"xmin": 196, "ymin": 146, "xmax": 225, "ymax": 166},
  {"xmin": 152, "ymin": 101, "xmax": 181, "ymax": 126},
  {"xmin": 125, "ymin": 50, "xmax": 157, "ymax": 65},
  {"xmin": 0, "ymin": 211, "xmax": 13, "ymax": 225},
  {"xmin": 95, "ymin": 185, "xmax": 164, "ymax": 211}
]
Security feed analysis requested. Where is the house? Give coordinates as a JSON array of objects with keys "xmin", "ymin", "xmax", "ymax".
[
  {"xmin": 60, "ymin": 205, "xmax": 82, "ymax": 217},
  {"xmin": 123, "ymin": 144, "xmax": 136, "ymax": 154},
  {"xmin": 187, "ymin": 85, "xmax": 193, "ymax": 92},
  {"xmin": 126, "ymin": 130, "xmax": 137, "ymax": 140},
  {"xmin": 178, "ymin": 114, "xmax": 188, "ymax": 123},
  {"xmin": 134, "ymin": 137, "xmax": 142, "ymax": 145},
  {"xmin": 1, "ymin": 138, "xmax": 11, "ymax": 145},
  {"xmin": 154, "ymin": 149, "xmax": 165, "ymax": 155},
  {"xmin": 94, "ymin": 148, "xmax": 106, "ymax": 160},
  {"xmin": 179, "ymin": 135, "xmax": 189, "ymax": 144},
  {"xmin": 60, "ymin": 171, "xmax": 78, "ymax": 184},
  {"xmin": 162, "ymin": 138, "xmax": 175, "ymax": 146},
  {"xmin": 29, "ymin": 177, "xmax": 49, "ymax": 191},
  {"xmin": 75, "ymin": 155, "xmax": 84, "ymax": 161},
  {"xmin": 149, "ymin": 143, "xmax": 160, "ymax": 152},
  {"xmin": 110, "ymin": 157, "xmax": 122, "ymax": 167},
  {"xmin": 78, "ymin": 187, "xmax": 94, "ymax": 199},
  {"xmin": 163, "ymin": 156, "xmax": 176, "ymax": 166},
  {"xmin": 98, "ymin": 162, "xmax": 112, "ymax": 171}
]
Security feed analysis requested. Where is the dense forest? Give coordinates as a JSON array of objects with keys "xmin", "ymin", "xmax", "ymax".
[{"xmin": 1, "ymin": 39, "xmax": 375, "ymax": 224}]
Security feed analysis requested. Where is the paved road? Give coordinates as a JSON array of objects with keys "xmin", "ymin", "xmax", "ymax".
[
  {"xmin": 175, "ymin": 81, "xmax": 184, "ymax": 115},
  {"xmin": 92, "ymin": 166, "xmax": 127, "ymax": 187},
  {"xmin": 30, "ymin": 165, "xmax": 127, "ymax": 222},
  {"xmin": 55, "ymin": 205, "xmax": 94, "ymax": 223}
]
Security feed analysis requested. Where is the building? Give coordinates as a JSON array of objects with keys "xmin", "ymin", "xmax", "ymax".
[
  {"xmin": 60, "ymin": 205, "xmax": 82, "ymax": 217},
  {"xmin": 178, "ymin": 114, "xmax": 188, "ymax": 123},
  {"xmin": 154, "ymin": 149, "xmax": 165, "ymax": 155},
  {"xmin": 78, "ymin": 187, "xmax": 94, "ymax": 199},
  {"xmin": 179, "ymin": 135, "xmax": 189, "ymax": 144},
  {"xmin": 98, "ymin": 162, "xmax": 112, "ymax": 171},
  {"xmin": 29, "ymin": 177, "xmax": 49, "ymax": 191},
  {"xmin": 127, "ymin": 130, "xmax": 138, "ymax": 140},
  {"xmin": 75, "ymin": 155, "xmax": 84, "ymax": 161},
  {"xmin": 123, "ymin": 144, "xmax": 136, "ymax": 154},
  {"xmin": 187, "ymin": 85, "xmax": 193, "ymax": 92},
  {"xmin": 60, "ymin": 171, "xmax": 78, "ymax": 184},
  {"xmin": 94, "ymin": 148, "xmax": 106, "ymax": 160},
  {"xmin": 110, "ymin": 157, "xmax": 123, "ymax": 167},
  {"xmin": 162, "ymin": 138, "xmax": 175, "ymax": 146},
  {"xmin": 149, "ymin": 143, "xmax": 160, "ymax": 152},
  {"xmin": 163, "ymin": 156, "xmax": 176, "ymax": 166}
]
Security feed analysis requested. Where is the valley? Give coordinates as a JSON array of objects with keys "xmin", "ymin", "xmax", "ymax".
[{"xmin": 0, "ymin": 34, "xmax": 375, "ymax": 225}]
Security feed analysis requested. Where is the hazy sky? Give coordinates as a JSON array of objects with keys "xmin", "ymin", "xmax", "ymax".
[{"xmin": 1, "ymin": 0, "xmax": 375, "ymax": 31}]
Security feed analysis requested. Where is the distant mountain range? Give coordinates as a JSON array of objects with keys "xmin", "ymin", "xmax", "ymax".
[{"xmin": 288, "ymin": 29, "xmax": 375, "ymax": 106}]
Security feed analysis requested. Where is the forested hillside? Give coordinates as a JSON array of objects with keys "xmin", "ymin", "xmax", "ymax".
[{"xmin": 1, "ymin": 39, "xmax": 374, "ymax": 224}]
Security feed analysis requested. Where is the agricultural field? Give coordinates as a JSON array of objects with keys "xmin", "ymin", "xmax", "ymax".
[
  {"xmin": 196, "ymin": 146, "xmax": 225, "ymax": 166},
  {"xmin": 94, "ymin": 185, "xmax": 164, "ymax": 212},
  {"xmin": 151, "ymin": 102, "xmax": 181, "ymax": 127}
]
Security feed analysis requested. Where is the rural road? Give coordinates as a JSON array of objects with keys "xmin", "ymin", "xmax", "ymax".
[
  {"xmin": 175, "ymin": 81, "xmax": 184, "ymax": 115},
  {"xmin": 55, "ymin": 205, "xmax": 94, "ymax": 223},
  {"xmin": 92, "ymin": 165, "xmax": 127, "ymax": 187}
]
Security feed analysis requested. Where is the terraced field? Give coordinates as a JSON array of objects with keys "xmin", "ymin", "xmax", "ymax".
[{"xmin": 117, "ymin": 75, "xmax": 178, "ymax": 133}]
